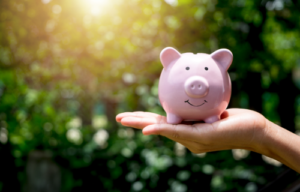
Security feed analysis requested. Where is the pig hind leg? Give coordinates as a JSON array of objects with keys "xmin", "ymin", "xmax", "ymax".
[{"xmin": 204, "ymin": 115, "xmax": 220, "ymax": 124}]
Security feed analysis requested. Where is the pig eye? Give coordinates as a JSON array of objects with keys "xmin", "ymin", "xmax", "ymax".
[
  {"xmin": 186, "ymin": 67, "xmax": 190, "ymax": 70},
  {"xmin": 205, "ymin": 67, "xmax": 208, "ymax": 71}
]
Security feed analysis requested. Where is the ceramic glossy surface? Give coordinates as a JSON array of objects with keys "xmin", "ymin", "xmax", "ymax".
[{"xmin": 158, "ymin": 47, "xmax": 233, "ymax": 124}]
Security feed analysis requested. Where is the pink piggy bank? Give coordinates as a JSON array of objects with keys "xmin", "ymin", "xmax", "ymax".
[{"xmin": 158, "ymin": 47, "xmax": 233, "ymax": 124}]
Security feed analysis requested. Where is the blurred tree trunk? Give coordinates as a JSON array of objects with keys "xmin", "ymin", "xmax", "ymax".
[
  {"xmin": 103, "ymin": 98, "xmax": 118, "ymax": 130},
  {"xmin": 78, "ymin": 94, "xmax": 94, "ymax": 126},
  {"xmin": 228, "ymin": 76, "xmax": 241, "ymax": 108},
  {"xmin": 276, "ymin": 73, "xmax": 298, "ymax": 133},
  {"xmin": 25, "ymin": 151, "xmax": 61, "ymax": 192},
  {"xmin": 0, "ymin": 141, "xmax": 20, "ymax": 192},
  {"xmin": 245, "ymin": 72, "xmax": 263, "ymax": 113}
]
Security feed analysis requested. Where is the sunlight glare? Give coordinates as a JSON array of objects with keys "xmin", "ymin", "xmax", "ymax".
[{"xmin": 85, "ymin": 0, "xmax": 110, "ymax": 16}]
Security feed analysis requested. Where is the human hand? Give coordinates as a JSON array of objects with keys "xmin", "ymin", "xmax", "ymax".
[{"xmin": 116, "ymin": 109, "xmax": 269, "ymax": 154}]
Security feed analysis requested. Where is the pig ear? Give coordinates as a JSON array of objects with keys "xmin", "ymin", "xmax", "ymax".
[
  {"xmin": 210, "ymin": 49, "xmax": 233, "ymax": 71},
  {"xmin": 160, "ymin": 47, "xmax": 181, "ymax": 68}
]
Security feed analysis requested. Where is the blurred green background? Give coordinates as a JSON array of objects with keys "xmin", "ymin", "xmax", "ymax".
[{"xmin": 0, "ymin": 0, "xmax": 300, "ymax": 191}]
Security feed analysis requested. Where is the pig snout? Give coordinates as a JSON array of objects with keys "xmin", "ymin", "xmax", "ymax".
[{"xmin": 184, "ymin": 76, "xmax": 209, "ymax": 98}]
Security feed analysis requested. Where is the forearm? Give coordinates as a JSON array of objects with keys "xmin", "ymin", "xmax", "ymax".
[{"xmin": 255, "ymin": 120, "xmax": 300, "ymax": 173}]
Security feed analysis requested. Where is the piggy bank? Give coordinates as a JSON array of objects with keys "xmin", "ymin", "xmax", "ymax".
[{"xmin": 158, "ymin": 47, "xmax": 232, "ymax": 124}]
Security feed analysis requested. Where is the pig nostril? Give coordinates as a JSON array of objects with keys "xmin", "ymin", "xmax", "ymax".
[{"xmin": 185, "ymin": 76, "xmax": 208, "ymax": 98}]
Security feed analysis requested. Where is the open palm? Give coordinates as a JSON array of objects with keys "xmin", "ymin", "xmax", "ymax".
[{"xmin": 116, "ymin": 109, "xmax": 268, "ymax": 154}]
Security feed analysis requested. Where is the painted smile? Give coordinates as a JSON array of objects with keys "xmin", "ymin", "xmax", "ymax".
[{"xmin": 185, "ymin": 100, "xmax": 207, "ymax": 107}]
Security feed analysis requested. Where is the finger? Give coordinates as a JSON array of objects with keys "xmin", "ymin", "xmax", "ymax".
[
  {"xmin": 116, "ymin": 111, "xmax": 162, "ymax": 122},
  {"xmin": 220, "ymin": 109, "xmax": 241, "ymax": 119},
  {"xmin": 121, "ymin": 117, "xmax": 156, "ymax": 129},
  {"xmin": 220, "ymin": 110, "xmax": 230, "ymax": 119},
  {"xmin": 121, "ymin": 116, "xmax": 166, "ymax": 129},
  {"xmin": 141, "ymin": 117, "xmax": 239, "ymax": 144},
  {"xmin": 224, "ymin": 108, "xmax": 252, "ymax": 116},
  {"xmin": 143, "ymin": 121, "xmax": 240, "ymax": 145},
  {"xmin": 142, "ymin": 123, "xmax": 213, "ymax": 142},
  {"xmin": 213, "ymin": 112, "xmax": 248, "ymax": 131},
  {"xmin": 142, "ymin": 123, "xmax": 240, "ymax": 153},
  {"xmin": 220, "ymin": 108, "xmax": 253, "ymax": 121}
]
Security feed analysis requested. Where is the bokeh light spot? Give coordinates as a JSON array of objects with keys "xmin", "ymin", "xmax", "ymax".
[
  {"xmin": 262, "ymin": 155, "xmax": 282, "ymax": 166},
  {"xmin": 52, "ymin": 5, "xmax": 62, "ymax": 14},
  {"xmin": 202, "ymin": 164, "xmax": 214, "ymax": 174},
  {"xmin": 122, "ymin": 73, "xmax": 136, "ymax": 84},
  {"xmin": 164, "ymin": 0, "xmax": 178, "ymax": 7},
  {"xmin": 132, "ymin": 181, "xmax": 143, "ymax": 191},
  {"xmin": 66, "ymin": 128, "xmax": 82, "ymax": 145},
  {"xmin": 41, "ymin": 0, "xmax": 51, "ymax": 4},
  {"xmin": 93, "ymin": 129, "xmax": 109, "ymax": 148},
  {"xmin": 0, "ymin": 128, "xmax": 8, "ymax": 144}
]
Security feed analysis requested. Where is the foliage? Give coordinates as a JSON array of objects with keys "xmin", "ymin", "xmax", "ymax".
[{"xmin": 0, "ymin": 0, "xmax": 300, "ymax": 191}]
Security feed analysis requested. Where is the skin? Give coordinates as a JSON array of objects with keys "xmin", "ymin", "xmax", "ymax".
[{"xmin": 116, "ymin": 109, "xmax": 300, "ymax": 173}]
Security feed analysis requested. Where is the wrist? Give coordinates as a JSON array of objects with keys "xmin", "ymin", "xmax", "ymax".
[
  {"xmin": 254, "ymin": 120, "xmax": 300, "ymax": 171},
  {"xmin": 249, "ymin": 118, "xmax": 276, "ymax": 156}
]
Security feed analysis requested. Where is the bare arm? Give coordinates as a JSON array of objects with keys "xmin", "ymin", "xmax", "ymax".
[
  {"xmin": 116, "ymin": 108, "xmax": 300, "ymax": 173},
  {"xmin": 259, "ymin": 121, "xmax": 300, "ymax": 172}
]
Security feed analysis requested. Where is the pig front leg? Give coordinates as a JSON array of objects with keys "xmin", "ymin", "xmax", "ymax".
[
  {"xmin": 204, "ymin": 115, "xmax": 220, "ymax": 124},
  {"xmin": 166, "ymin": 113, "xmax": 182, "ymax": 124}
]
